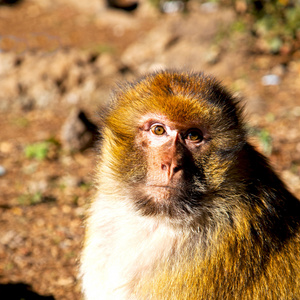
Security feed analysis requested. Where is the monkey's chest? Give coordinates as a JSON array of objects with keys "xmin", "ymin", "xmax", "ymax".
[{"xmin": 104, "ymin": 219, "xmax": 185, "ymax": 297}]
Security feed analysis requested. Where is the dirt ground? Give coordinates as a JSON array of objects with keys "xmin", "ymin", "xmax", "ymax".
[{"xmin": 0, "ymin": 1, "xmax": 300, "ymax": 299}]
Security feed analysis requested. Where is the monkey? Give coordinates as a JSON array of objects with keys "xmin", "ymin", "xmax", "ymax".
[{"xmin": 80, "ymin": 70, "xmax": 300, "ymax": 300}]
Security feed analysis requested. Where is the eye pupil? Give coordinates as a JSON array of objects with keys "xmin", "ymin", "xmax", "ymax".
[
  {"xmin": 188, "ymin": 132, "xmax": 198, "ymax": 140},
  {"xmin": 187, "ymin": 130, "xmax": 203, "ymax": 142},
  {"xmin": 152, "ymin": 125, "xmax": 165, "ymax": 135}
]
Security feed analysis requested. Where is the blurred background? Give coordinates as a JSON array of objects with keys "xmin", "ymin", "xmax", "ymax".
[{"xmin": 0, "ymin": 0, "xmax": 300, "ymax": 298}]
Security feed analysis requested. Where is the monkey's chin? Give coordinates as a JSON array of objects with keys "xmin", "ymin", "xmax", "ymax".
[{"xmin": 132, "ymin": 185, "xmax": 188, "ymax": 219}]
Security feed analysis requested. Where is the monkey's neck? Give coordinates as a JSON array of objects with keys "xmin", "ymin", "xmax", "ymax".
[{"xmin": 87, "ymin": 184, "xmax": 300, "ymax": 300}]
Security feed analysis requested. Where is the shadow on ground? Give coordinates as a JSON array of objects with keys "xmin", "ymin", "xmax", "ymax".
[{"xmin": 0, "ymin": 283, "xmax": 55, "ymax": 299}]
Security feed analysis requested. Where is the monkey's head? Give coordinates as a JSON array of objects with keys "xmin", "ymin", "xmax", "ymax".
[{"xmin": 99, "ymin": 71, "xmax": 248, "ymax": 226}]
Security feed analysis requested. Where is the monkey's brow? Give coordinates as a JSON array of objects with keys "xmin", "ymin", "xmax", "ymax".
[{"xmin": 138, "ymin": 119, "xmax": 165, "ymax": 130}]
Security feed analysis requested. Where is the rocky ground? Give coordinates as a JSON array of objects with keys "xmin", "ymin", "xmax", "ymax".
[{"xmin": 0, "ymin": 0, "xmax": 300, "ymax": 299}]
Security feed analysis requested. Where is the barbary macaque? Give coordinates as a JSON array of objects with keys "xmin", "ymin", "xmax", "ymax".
[{"xmin": 80, "ymin": 71, "xmax": 300, "ymax": 299}]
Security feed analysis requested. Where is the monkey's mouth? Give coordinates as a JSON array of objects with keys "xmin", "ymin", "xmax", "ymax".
[
  {"xmin": 142, "ymin": 184, "xmax": 184, "ymax": 206},
  {"xmin": 146, "ymin": 184, "xmax": 180, "ymax": 198},
  {"xmin": 148, "ymin": 185, "xmax": 177, "ymax": 190}
]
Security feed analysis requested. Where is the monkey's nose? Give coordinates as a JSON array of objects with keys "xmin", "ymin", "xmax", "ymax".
[{"xmin": 161, "ymin": 162, "xmax": 182, "ymax": 179}]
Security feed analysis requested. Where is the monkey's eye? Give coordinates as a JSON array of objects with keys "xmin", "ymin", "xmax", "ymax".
[
  {"xmin": 185, "ymin": 129, "xmax": 203, "ymax": 143},
  {"xmin": 151, "ymin": 125, "xmax": 166, "ymax": 135}
]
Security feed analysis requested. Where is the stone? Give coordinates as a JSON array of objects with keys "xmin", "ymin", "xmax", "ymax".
[{"xmin": 60, "ymin": 108, "xmax": 98, "ymax": 152}]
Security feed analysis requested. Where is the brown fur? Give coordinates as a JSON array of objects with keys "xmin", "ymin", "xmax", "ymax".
[{"xmin": 80, "ymin": 71, "xmax": 300, "ymax": 300}]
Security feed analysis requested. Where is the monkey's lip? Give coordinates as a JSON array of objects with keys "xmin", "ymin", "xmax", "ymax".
[
  {"xmin": 147, "ymin": 185, "xmax": 177, "ymax": 190},
  {"xmin": 145, "ymin": 184, "xmax": 178, "ymax": 202}
]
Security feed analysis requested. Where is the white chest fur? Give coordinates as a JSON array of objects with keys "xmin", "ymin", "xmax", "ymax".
[{"xmin": 80, "ymin": 193, "xmax": 180, "ymax": 300}]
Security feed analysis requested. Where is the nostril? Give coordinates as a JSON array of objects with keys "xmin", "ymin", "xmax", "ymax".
[
  {"xmin": 173, "ymin": 166, "xmax": 181, "ymax": 173},
  {"xmin": 161, "ymin": 164, "xmax": 167, "ymax": 171}
]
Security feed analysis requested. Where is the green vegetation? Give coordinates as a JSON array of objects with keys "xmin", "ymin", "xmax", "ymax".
[
  {"xmin": 251, "ymin": 127, "xmax": 273, "ymax": 155},
  {"xmin": 230, "ymin": 0, "xmax": 300, "ymax": 53},
  {"xmin": 157, "ymin": 0, "xmax": 300, "ymax": 54},
  {"xmin": 250, "ymin": 0, "xmax": 300, "ymax": 52},
  {"xmin": 17, "ymin": 192, "xmax": 43, "ymax": 206},
  {"xmin": 25, "ymin": 142, "xmax": 50, "ymax": 161},
  {"xmin": 24, "ymin": 138, "xmax": 60, "ymax": 161},
  {"xmin": 17, "ymin": 192, "xmax": 56, "ymax": 206}
]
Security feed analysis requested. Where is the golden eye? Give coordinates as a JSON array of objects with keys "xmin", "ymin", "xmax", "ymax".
[
  {"xmin": 151, "ymin": 125, "xmax": 165, "ymax": 135},
  {"xmin": 186, "ymin": 129, "xmax": 203, "ymax": 142}
]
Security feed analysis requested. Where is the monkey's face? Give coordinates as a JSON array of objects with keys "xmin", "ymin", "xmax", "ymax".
[
  {"xmin": 101, "ymin": 71, "xmax": 246, "ymax": 222},
  {"xmin": 130, "ymin": 113, "xmax": 209, "ymax": 218}
]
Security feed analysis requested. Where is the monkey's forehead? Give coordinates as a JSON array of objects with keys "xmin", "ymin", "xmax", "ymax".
[
  {"xmin": 109, "ymin": 93, "xmax": 214, "ymax": 129},
  {"xmin": 109, "ymin": 71, "xmax": 239, "ymax": 126}
]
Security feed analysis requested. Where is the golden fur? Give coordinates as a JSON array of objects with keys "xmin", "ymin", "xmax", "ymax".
[{"xmin": 80, "ymin": 71, "xmax": 300, "ymax": 300}]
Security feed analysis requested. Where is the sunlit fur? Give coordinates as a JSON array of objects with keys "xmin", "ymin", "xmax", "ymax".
[{"xmin": 80, "ymin": 71, "xmax": 300, "ymax": 300}]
